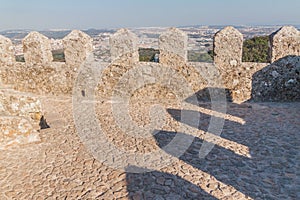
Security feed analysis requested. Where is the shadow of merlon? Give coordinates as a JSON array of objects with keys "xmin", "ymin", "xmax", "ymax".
[{"xmin": 125, "ymin": 165, "xmax": 217, "ymax": 200}]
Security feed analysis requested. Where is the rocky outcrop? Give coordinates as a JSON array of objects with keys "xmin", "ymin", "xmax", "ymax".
[{"xmin": 0, "ymin": 116, "xmax": 40, "ymax": 149}]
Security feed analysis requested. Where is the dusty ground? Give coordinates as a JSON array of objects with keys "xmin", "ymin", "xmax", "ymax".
[{"xmin": 0, "ymin": 94, "xmax": 299, "ymax": 199}]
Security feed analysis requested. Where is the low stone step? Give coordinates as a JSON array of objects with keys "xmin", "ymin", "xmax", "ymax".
[
  {"xmin": 0, "ymin": 89, "xmax": 42, "ymax": 121},
  {"xmin": 0, "ymin": 89, "xmax": 43, "ymax": 149},
  {"xmin": 0, "ymin": 116, "xmax": 40, "ymax": 150}
]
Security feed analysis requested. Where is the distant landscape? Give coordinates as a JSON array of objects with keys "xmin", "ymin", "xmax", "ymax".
[{"xmin": 2, "ymin": 25, "xmax": 299, "ymax": 63}]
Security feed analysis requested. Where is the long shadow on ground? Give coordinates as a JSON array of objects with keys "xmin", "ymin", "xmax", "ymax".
[
  {"xmin": 126, "ymin": 166, "xmax": 217, "ymax": 200},
  {"xmin": 156, "ymin": 100, "xmax": 299, "ymax": 199},
  {"xmin": 125, "ymin": 56, "xmax": 300, "ymax": 199}
]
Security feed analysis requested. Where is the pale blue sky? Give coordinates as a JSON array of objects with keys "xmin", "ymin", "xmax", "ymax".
[{"xmin": 0, "ymin": 0, "xmax": 299, "ymax": 30}]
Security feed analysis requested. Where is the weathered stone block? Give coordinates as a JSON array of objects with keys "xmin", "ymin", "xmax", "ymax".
[
  {"xmin": 63, "ymin": 30, "xmax": 93, "ymax": 69},
  {"xmin": 0, "ymin": 90, "xmax": 42, "ymax": 121},
  {"xmin": 214, "ymin": 26, "xmax": 243, "ymax": 67},
  {"xmin": 213, "ymin": 27, "xmax": 246, "ymax": 102},
  {"xmin": 270, "ymin": 26, "xmax": 300, "ymax": 63},
  {"xmin": 159, "ymin": 27, "xmax": 188, "ymax": 64},
  {"xmin": 23, "ymin": 32, "xmax": 53, "ymax": 66},
  {"xmin": 110, "ymin": 28, "xmax": 139, "ymax": 64},
  {"xmin": 0, "ymin": 35, "xmax": 15, "ymax": 66},
  {"xmin": 0, "ymin": 116, "xmax": 40, "ymax": 149},
  {"xmin": 0, "ymin": 90, "xmax": 42, "ymax": 149},
  {"xmin": 0, "ymin": 35, "xmax": 15, "ymax": 84}
]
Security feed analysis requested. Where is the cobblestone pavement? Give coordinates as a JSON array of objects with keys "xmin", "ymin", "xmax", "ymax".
[{"xmin": 0, "ymin": 95, "xmax": 299, "ymax": 199}]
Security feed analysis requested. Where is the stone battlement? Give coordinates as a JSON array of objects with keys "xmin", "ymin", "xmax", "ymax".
[{"xmin": 0, "ymin": 26, "xmax": 299, "ymax": 102}]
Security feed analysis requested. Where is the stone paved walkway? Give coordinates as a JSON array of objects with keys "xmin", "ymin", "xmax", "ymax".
[{"xmin": 0, "ymin": 95, "xmax": 299, "ymax": 199}]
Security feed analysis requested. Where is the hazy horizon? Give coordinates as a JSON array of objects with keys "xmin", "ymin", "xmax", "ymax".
[
  {"xmin": 1, "ymin": 0, "xmax": 300, "ymax": 31},
  {"xmin": 2, "ymin": 24, "xmax": 300, "ymax": 32}
]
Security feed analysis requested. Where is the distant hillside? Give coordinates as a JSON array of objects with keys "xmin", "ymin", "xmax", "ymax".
[
  {"xmin": 16, "ymin": 49, "xmax": 65, "ymax": 62},
  {"xmin": 139, "ymin": 48, "xmax": 159, "ymax": 62},
  {"xmin": 243, "ymin": 35, "xmax": 269, "ymax": 63},
  {"xmin": 139, "ymin": 35, "xmax": 270, "ymax": 63},
  {"xmin": 0, "ymin": 28, "xmax": 116, "ymax": 41}
]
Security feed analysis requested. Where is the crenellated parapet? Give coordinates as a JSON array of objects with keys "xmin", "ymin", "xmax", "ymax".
[
  {"xmin": 0, "ymin": 26, "xmax": 299, "ymax": 102},
  {"xmin": 107, "ymin": 26, "xmax": 299, "ymax": 102},
  {"xmin": 212, "ymin": 25, "xmax": 300, "ymax": 102},
  {"xmin": 98, "ymin": 27, "xmax": 205, "ymax": 99},
  {"xmin": 1, "ymin": 26, "xmax": 298, "ymax": 149},
  {"xmin": 0, "ymin": 30, "xmax": 93, "ymax": 95}
]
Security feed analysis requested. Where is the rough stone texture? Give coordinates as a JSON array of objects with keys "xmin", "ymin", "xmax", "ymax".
[
  {"xmin": 270, "ymin": 26, "xmax": 300, "ymax": 63},
  {"xmin": 251, "ymin": 55, "xmax": 300, "ymax": 101},
  {"xmin": 0, "ymin": 89, "xmax": 42, "ymax": 149},
  {"xmin": 0, "ymin": 36, "xmax": 15, "ymax": 67},
  {"xmin": 23, "ymin": 31, "xmax": 53, "ymax": 66},
  {"xmin": 0, "ymin": 36, "xmax": 15, "ymax": 84},
  {"xmin": 99, "ymin": 26, "xmax": 299, "ymax": 103},
  {"xmin": 110, "ymin": 28, "xmax": 139, "ymax": 64},
  {"xmin": 98, "ymin": 28, "xmax": 204, "ymax": 100},
  {"xmin": 0, "ymin": 94, "xmax": 299, "ymax": 199},
  {"xmin": 0, "ymin": 31, "xmax": 93, "ymax": 95},
  {"xmin": 213, "ymin": 26, "xmax": 246, "ymax": 102},
  {"xmin": 211, "ymin": 26, "xmax": 300, "ymax": 102},
  {"xmin": 63, "ymin": 30, "xmax": 93, "ymax": 70},
  {"xmin": 0, "ymin": 26, "xmax": 300, "ymax": 101},
  {"xmin": 159, "ymin": 27, "xmax": 188, "ymax": 65},
  {"xmin": 0, "ymin": 116, "xmax": 40, "ymax": 149},
  {"xmin": 230, "ymin": 62, "xmax": 267, "ymax": 102},
  {"xmin": 0, "ymin": 26, "xmax": 299, "ymax": 199},
  {"xmin": 97, "ymin": 62, "xmax": 207, "ymax": 102},
  {"xmin": 0, "ymin": 90, "xmax": 42, "ymax": 120},
  {"xmin": 1, "ymin": 32, "xmax": 68, "ymax": 94},
  {"xmin": 214, "ymin": 26, "xmax": 243, "ymax": 68},
  {"xmin": 2, "ymin": 61, "xmax": 74, "ymax": 95}
]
